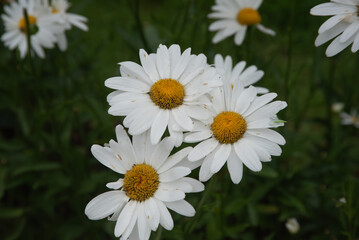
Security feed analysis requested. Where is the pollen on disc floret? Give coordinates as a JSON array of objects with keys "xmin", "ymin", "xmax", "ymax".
[
  {"xmin": 149, "ymin": 78, "xmax": 185, "ymax": 109},
  {"xmin": 237, "ymin": 8, "xmax": 261, "ymax": 26},
  {"xmin": 123, "ymin": 164, "xmax": 159, "ymax": 202},
  {"xmin": 211, "ymin": 111, "xmax": 247, "ymax": 144}
]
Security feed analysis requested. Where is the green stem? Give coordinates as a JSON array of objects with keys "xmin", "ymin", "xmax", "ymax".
[
  {"xmin": 133, "ymin": 0, "xmax": 150, "ymax": 51},
  {"xmin": 245, "ymin": 26, "xmax": 253, "ymax": 62},
  {"xmin": 154, "ymin": 225, "xmax": 163, "ymax": 240},
  {"xmin": 284, "ymin": 0, "xmax": 295, "ymax": 104},
  {"xmin": 23, "ymin": 8, "xmax": 36, "ymax": 77},
  {"xmin": 175, "ymin": 0, "xmax": 192, "ymax": 43},
  {"xmin": 185, "ymin": 177, "xmax": 215, "ymax": 234}
]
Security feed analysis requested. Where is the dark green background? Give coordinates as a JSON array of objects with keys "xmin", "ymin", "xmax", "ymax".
[{"xmin": 0, "ymin": 0, "xmax": 358, "ymax": 239}]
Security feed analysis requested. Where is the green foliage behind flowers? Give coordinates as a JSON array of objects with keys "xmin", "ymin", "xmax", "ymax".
[{"xmin": 0, "ymin": 0, "xmax": 359, "ymax": 239}]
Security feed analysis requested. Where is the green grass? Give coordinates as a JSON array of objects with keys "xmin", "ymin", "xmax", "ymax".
[{"xmin": 0, "ymin": 0, "xmax": 359, "ymax": 239}]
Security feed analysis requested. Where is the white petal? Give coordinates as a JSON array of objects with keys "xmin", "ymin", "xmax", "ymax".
[
  {"xmin": 199, "ymin": 151, "xmax": 215, "ymax": 182},
  {"xmin": 157, "ymin": 147, "xmax": 192, "ymax": 173},
  {"xmin": 155, "ymin": 198, "xmax": 174, "ymax": 230},
  {"xmin": 310, "ymin": 3, "xmax": 356, "ymax": 16},
  {"xmin": 154, "ymin": 186, "xmax": 185, "ymax": 202},
  {"xmin": 106, "ymin": 179, "xmax": 124, "ymax": 189},
  {"xmin": 151, "ymin": 109, "xmax": 169, "ymax": 144},
  {"xmin": 235, "ymin": 86, "xmax": 257, "ymax": 114},
  {"xmin": 234, "ymin": 139, "xmax": 262, "ymax": 172},
  {"xmin": 137, "ymin": 204, "xmax": 151, "ymax": 240},
  {"xmin": 211, "ymin": 144, "xmax": 231, "ymax": 173},
  {"xmin": 188, "ymin": 138, "xmax": 219, "ymax": 161},
  {"xmin": 159, "ymin": 167, "xmax": 191, "ymax": 182},
  {"xmin": 119, "ymin": 61, "xmax": 152, "ymax": 84},
  {"xmin": 156, "ymin": 44, "xmax": 171, "ymax": 79},
  {"xmin": 105, "ymin": 77, "xmax": 150, "ymax": 93},
  {"xmin": 115, "ymin": 201, "xmax": 137, "ymax": 237},
  {"xmin": 227, "ymin": 150, "xmax": 243, "ymax": 184},
  {"xmin": 326, "ymin": 33, "xmax": 354, "ymax": 57},
  {"xmin": 139, "ymin": 49, "xmax": 160, "ymax": 82},
  {"xmin": 172, "ymin": 107, "xmax": 194, "ymax": 131},
  {"xmin": 85, "ymin": 191, "xmax": 127, "ymax": 220},
  {"xmin": 184, "ymin": 130, "xmax": 213, "ymax": 143},
  {"xmin": 149, "ymin": 137, "xmax": 174, "ymax": 169},
  {"xmin": 144, "ymin": 198, "xmax": 160, "ymax": 231},
  {"xmin": 165, "ymin": 200, "xmax": 195, "ymax": 217},
  {"xmin": 181, "ymin": 177, "xmax": 205, "ymax": 192},
  {"xmin": 247, "ymin": 129, "xmax": 286, "ymax": 145},
  {"xmin": 318, "ymin": 14, "xmax": 346, "ymax": 34},
  {"xmin": 91, "ymin": 145, "xmax": 127, "ymax": 174}
]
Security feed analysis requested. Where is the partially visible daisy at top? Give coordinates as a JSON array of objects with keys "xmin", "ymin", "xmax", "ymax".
[
  {"xmin": 340, "ymin": 109, "xmax": 359, "ymax": 128},
  {"xmin": 208, "ymin": 0, "xmax": 275, "ymax": 45},
  {"xmin": 310, "ymin": 0, "xmax": 359, "ymax": 57},
  {"xmin": 105, "ymin": 44, "xmax": 222, "ymax": 146},
  {"xmin": 214, "ymin": 54, "xmax": 268, "ymax": 94},
  {"xmin": 43, "ymin": 0, "xmax": 88, "ymax": 51},
  {"xmin": 1, "ymin": 0, "xmax": 62, "ymax": 58},
  {"xmin": 184, "ymin": 58, "xmax": 286, "ymax": 184}
]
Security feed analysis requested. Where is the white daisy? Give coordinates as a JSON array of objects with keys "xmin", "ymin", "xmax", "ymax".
[
  {"xmin": 43, "ymin": 0, "xmax": 88, "ymax": 51},
  {"xmin": 1, "ymin": 0, "xmax": 62, "ymax": 58},
  {"xmin": 105, "ymin": 44, "xmax": 222, "ymax": 146},
  {"xmin": 85, "ymin": 125, "xmax": 204, "ymax": 240},
  {"xmin": 184, "ymin": 64, "xmax": 287, "ymax": 184},
  {"xmin": 208, "ymin": 0, "xmax": 275, "ymax": 45},
  {"xmin": 310, "ymin": 0, "xmax": 359, "ymax": 57},
  {"xmin": 340, "ymin": 109, "xmax": 359, "ymax": 127},
  {"xmin": 214, "ymin": 54, "xmax": 268, "ymax": 94},
  {"xmin": 285, "ymin": 218, "xmax": 300, "ymax": 234}
]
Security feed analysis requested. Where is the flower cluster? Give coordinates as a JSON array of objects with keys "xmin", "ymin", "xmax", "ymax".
[
  {"xmin": 85, "ymin": 43, "xmax": 287, "ymax": 239},
  {"xmin": 1, "ymin": 0, "xmax": 88, "ymax": 58}
]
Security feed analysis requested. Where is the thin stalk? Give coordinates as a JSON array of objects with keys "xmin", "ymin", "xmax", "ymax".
[
  {"xmin": 245, "ymin": 26, "xmax": 253, "ymax": 62},
  {"xmin": 133, "ymin": 0, "xmax": 150, "ymax": 51},
  {"xmin": 154, "ymin": 225, "xmax": 163, "ymax": 240},
  {"xmin": 325, "ymin": 59, "xmax": 336, "ymax": 151},
  {"xmin": 23, "ymin": 8, "xmax": 36, "ymax": 77},
  {"xmin": 284, "ymin": 0, "xmax": 295, "ymax": 104},
  {"xmin": 185, "ymin": 177, "xmax": 215, "ymax": 234},
  {"xmin": 175, "ymin": 0, "xmax": 192, "ymax": 43}
]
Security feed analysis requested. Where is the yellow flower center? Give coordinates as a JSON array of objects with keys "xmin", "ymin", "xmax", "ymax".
[
  {"xmin": 149, "ymin": 78, "xmax": 185, "ymax": 109},
  {"xmin": 18, "ymin": 15, "xmax": 37, "ymax": 32},
  {"xmin": 123, "ymin": 164, "xmax": 159, "ymax": 202},
  {"xmin": 236, "ymin": 8, "xmax": 261, "ymax": 26},
  {"xmin": 52, "ymin": 8, "xmax": 59, "ymax": 14},
  {"xmin": 211, "ymin": 111, "xmax": 247, "ymax": 144}
]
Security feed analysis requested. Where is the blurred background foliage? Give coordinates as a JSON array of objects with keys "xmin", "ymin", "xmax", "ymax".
[{"xmin": 0, "ymin": 0, "xmax": 359, "ymax": 239}]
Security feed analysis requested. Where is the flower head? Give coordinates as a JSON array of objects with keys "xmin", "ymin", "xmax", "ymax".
[
  {"xmin": 42, "ymin": 0, "xmax": 88, "ymax": 51},
  {"xmin": 184, "ymin": 58, "xmax": 286, "ymax": 184},
  {"xmin": 105, "ymin": 44, "xmax": 222, "ymax": 146},
  {"xmin": 310, "ymin": 0, "xmax": 359, "ymax": 57},
  {"xmin": 1, "ymin": 0, "xmax": 62, "ymax": 58},
  {"xmin": 208, "ymin": 0, "xmax": 275, "ymax": 45},
  {"xmin": 285, "ymin": 218, "xmax": 300, "ymax": 234},
  {"xmin": 85, "ymin": 125, "xmax": 204, "ymax": 240},
  {"xmin": 214, "ymin": 54, "xmax": 268, "ymax": 94},
  {"xmin": 340, "ymin": 109, "xmax": 359, "ymax": 128}
]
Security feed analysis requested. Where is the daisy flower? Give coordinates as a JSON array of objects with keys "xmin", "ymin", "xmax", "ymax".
[
  {"xmin": 208, "ymin": 0, "xmax": 275, "ymax": 45},
  {"xmin": 105, "ymin": 44, "xmax": 222, "ymax": 146},
  {"xmin": 184, "ymin": 64, "xmax": 287, "ymax": 184},
  {"xmin": 44, "ymin": 0, "xmax": 88, "ymax": 51},
  {"xmin": 214, "ymin": 54, "xmax": 268, "ymax": 94},
  {"xmin": 85, "ymin": 125, "xmax": 204, "ymax": 240},
  {"xmin": 340, "ymin": 109, "xmax": 359, "ymax": 128},
  {"xmin": 310, "ymin": 0, "xmax": 359, "ymax": 57},
  {"xmin": 1, "ymin": 0, "xmax": 61, "ymax": 58}
]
